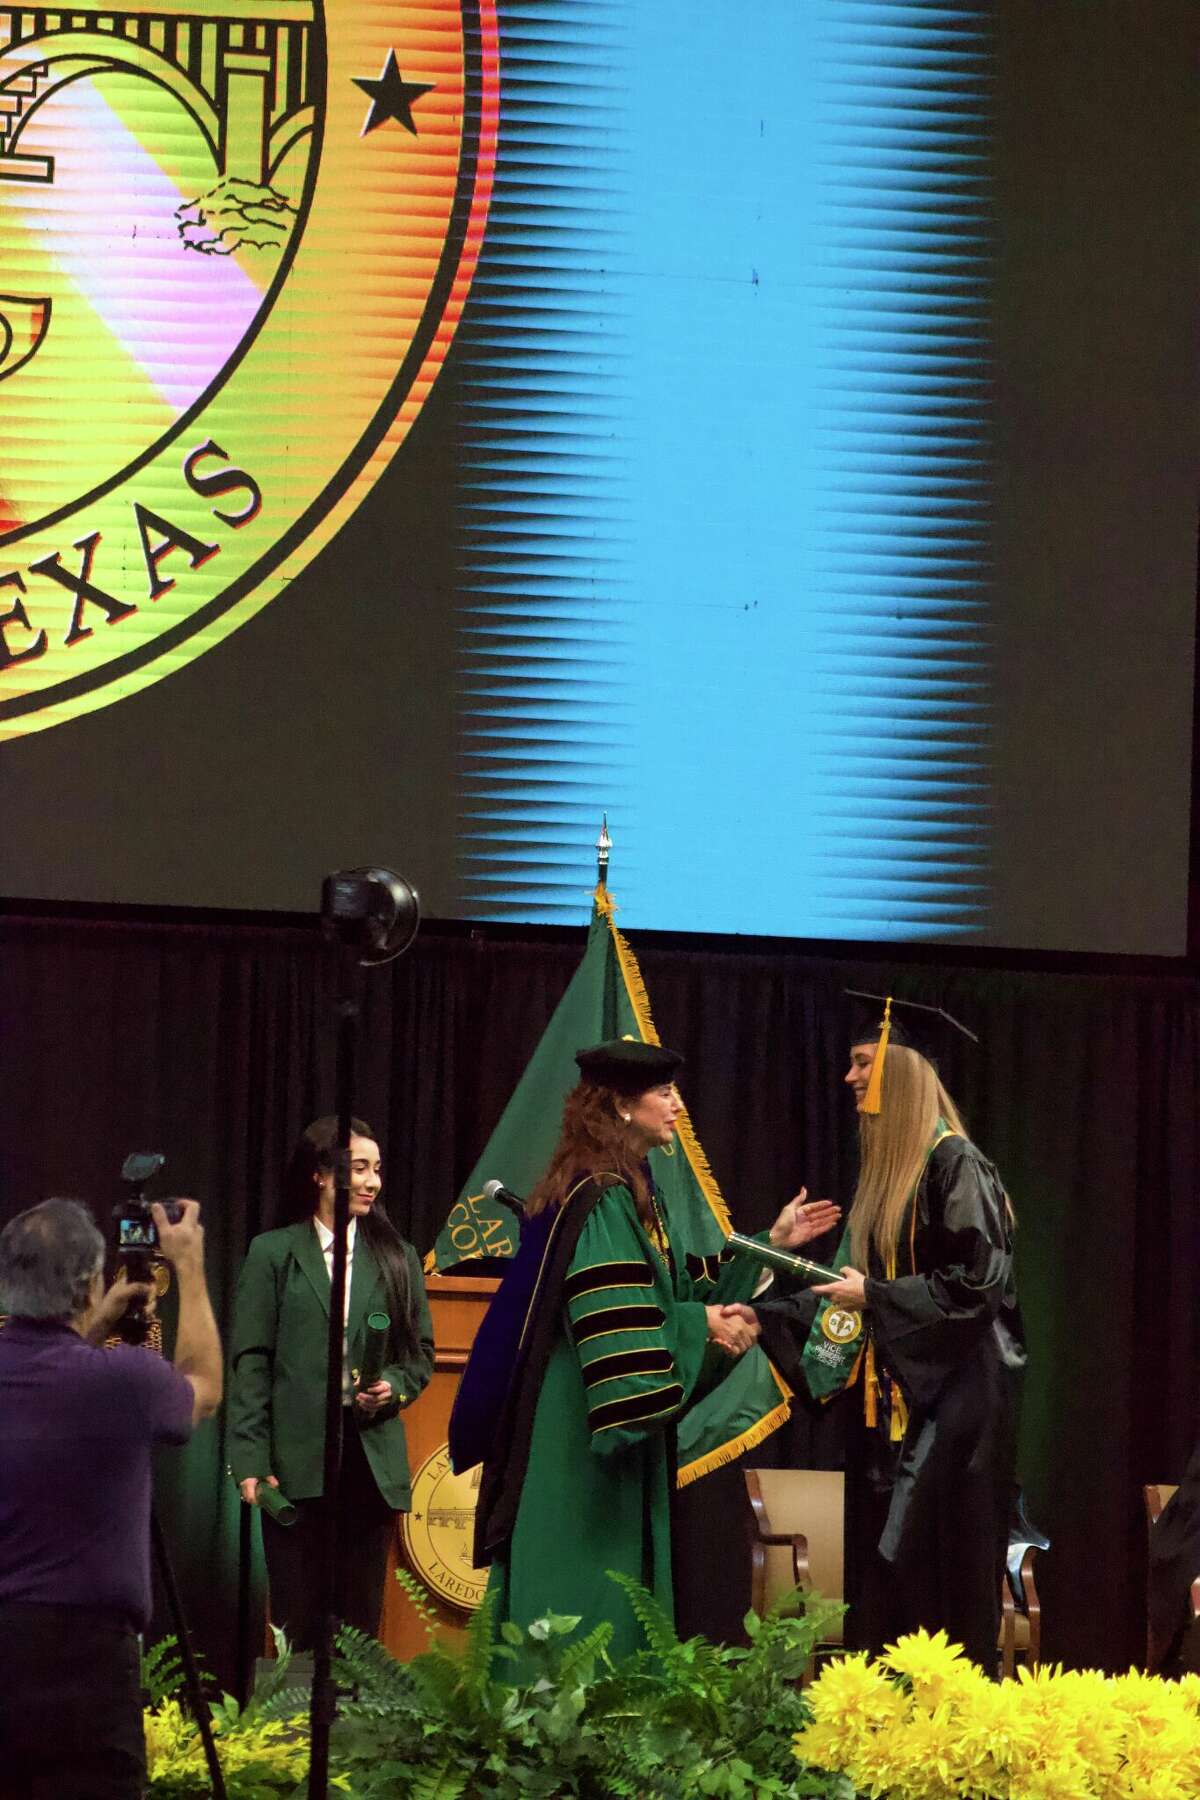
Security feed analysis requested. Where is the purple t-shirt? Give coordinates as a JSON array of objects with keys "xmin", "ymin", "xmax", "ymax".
[{"xmin": 0, "ymin": 1318, "xmax": 193, "ymax": 1627}]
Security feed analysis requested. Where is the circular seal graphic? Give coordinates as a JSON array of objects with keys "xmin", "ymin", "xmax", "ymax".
[
  {"xmin": 820, "ymin": 1306, "xmax": 863, "ymax": 1346},
  {"xmin": 401, "ymin": 1443, "xmax": 487, "ymax": 1613},
  {"xmin": 0, "ymin": 0, "xmax": 498, "ymax": 737}
]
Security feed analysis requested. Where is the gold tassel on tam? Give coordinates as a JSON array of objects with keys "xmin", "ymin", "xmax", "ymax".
[{"xmin": 860, "ymin": 995, "xmax": 892, "ymax": 1114}]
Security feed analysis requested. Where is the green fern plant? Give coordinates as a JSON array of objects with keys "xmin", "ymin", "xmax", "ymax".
[
  {"xmin": 394, "ymin": 1566, "xmax": 440, "ymax": 1636},
  {"xmin": 408, "ymin": 1762, "xmax": 469, "ymax": 1800},
  {"xmin": 148, "ymin": 1580, "xmax": 856, "ymax": 1798},
  {"xmin": 335, "ymin": 1623, "xmax": 420, "ymax": 1705},
  {"xmin": 324, "ymin": 1573, "xmax": 852, "ymax": 1799},
  {"xmin": 140, "ymin": 1635, "xmax": 188, "ymax": 1709}
]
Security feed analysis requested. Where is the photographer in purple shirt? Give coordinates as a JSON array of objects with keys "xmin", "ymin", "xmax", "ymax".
[{"xmin": 0, "ymin": 1196, "xmax": 222, "ymax": 1800}]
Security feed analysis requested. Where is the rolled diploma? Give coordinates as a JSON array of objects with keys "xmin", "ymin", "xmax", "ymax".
[{"xmin": 724, "ymin": 1232, "xmax": 841, "ymax": 1287}]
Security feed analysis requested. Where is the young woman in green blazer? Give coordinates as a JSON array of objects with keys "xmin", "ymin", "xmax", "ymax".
[{"xmin": 228, "ymin": 1116, "xmax": 434, "ymax": 1648}]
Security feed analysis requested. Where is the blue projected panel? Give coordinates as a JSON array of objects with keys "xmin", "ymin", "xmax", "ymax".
[{"xmin": 458, "ymin": 0, "xmax": 994, "ymax": 938}]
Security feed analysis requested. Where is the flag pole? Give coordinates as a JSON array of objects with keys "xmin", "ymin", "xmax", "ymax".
[{"xmin": 596, "ymin": 814, "xmax": 611, "ymax": 890}]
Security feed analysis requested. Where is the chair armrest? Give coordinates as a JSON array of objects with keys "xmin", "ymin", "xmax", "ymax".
[
  {"xmin": 1018, "ymin": 1547, "xmax": 1041, "ymax": 1623},
  {"xmin": 744, "ymin": 1471, "xmax": 812, "ymax": 1604}
]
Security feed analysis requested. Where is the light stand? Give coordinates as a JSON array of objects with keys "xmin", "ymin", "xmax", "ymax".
[{"xmin": 307, "ymin": 868, "xmax": 419, "ymax": 1800}]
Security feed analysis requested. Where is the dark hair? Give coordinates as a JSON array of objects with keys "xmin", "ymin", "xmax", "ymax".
[
  {"xmin": 526, "ymin": 1080, "xmax": 652, "ymax": 1221},
  {"xmin": 0, "ymin": 1198, "xmax": 105, "ymax": 1320},
  {"xmin": 278, "ymin": 1116, "xmax": 417, "ymax": 1358}
]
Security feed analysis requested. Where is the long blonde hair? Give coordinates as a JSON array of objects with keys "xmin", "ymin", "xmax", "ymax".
[{"xmin": 849, "ymin": 1044, "xmax": 966, "ymax": 1269}]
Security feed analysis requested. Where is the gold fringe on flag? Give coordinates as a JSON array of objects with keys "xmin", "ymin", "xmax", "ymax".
[
  {"xmin": 676, "ymin": 1366, "xmax": 794, "ymax": 1488},
  {"xmin": 594, "ymin": 885, "xmax": 733, "ymax": 1236}
]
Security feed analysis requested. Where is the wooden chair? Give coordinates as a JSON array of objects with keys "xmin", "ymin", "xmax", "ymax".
[
  {"xmin": 1143, "ymin": 1483, "xmax": 1200, "ymax": 1672},
  {"xmin": 998, "ymin": 1540, "xmax": 1043, "ymax": 1679},
  {"xmin": 744, "ymin": 1468, "xmax": 844, "ymax": 1677},
  {"xmin": 745, "ymin": 1468, "xmax": 1044, "ymax": 1678}
]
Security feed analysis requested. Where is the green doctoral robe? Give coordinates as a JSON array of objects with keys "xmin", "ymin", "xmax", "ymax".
[{"xmin": 486, "ymin": 1179, "xmax": 763, "ymax": 1662}]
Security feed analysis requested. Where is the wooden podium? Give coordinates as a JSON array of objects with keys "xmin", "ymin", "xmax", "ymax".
[{"xmin": 379, "ymin": 1272, "xmax": 499, "ymax": 1661}]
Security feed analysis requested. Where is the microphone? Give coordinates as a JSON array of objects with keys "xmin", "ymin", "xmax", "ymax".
[{"xmin": 482, "ymin": 1178, "xmax": 526, "ymax": 1219}]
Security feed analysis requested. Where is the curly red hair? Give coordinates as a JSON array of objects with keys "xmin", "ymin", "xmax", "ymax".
[{"xmin": 525, "ymin": 1080, "xmax": 653, "ymax": 1221}]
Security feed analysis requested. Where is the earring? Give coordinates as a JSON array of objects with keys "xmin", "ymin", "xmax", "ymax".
[{"xmin": 621, "ymin": 1113, "xmax": 631, "ymax": 1123}]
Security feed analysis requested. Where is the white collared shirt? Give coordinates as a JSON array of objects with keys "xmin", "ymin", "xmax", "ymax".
[
  {"xmin": 313, "ymin": 1214, "xmax": 356, "ymax": 1400},
  {"xmin": 313, "ymin": 1213, "xmax": 357, "ymax": 1323}
]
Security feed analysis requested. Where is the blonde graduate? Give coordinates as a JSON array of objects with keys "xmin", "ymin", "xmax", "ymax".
[{"xmin": 848, "ymin": 1043, "xmax": 967, "ymax": 1273}]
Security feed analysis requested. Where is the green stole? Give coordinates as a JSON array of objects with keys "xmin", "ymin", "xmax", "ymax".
[{"xmin": 800, "ymin": 1122, "xmax": 956, "ymax": 1403}]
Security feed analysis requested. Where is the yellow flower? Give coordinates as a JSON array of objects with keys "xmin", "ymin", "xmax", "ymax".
[
  {"xmin": 806, "ymin": 1649, "xmax": 894, "ymax": 1712},
  {"xmin": 1173, "ymin": 1672, "xmax": 1200, "ymax": 1712},
  {"xmin": 793, "ymin": 1646, "xmax": 1200, "ymax": 1800},
  {"xmin": 881, "ymin": 1627, "xmax": 965, "ymax": 1680},
  {"xmin": 857, "ymin": 1698, "xmax": 971, "ymax": 1800},
  {"xmin": 1011, "ymin": 1764, "xmax": 1098, "ymax": 1800}
]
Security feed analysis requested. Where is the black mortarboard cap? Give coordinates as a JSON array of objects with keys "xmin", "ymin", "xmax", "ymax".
[
  {"xmin": 575, "ymin": 1037, "xmax": 684, "ymax": 1095},
  {"xmin": 846, "ymin": 990, "xmax": 977, "ymax": 1114}
]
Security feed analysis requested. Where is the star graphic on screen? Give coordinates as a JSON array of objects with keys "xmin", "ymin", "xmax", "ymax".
[{"xmin": 353, "ymin": 50, "xmax": 434, "ymax": 137}]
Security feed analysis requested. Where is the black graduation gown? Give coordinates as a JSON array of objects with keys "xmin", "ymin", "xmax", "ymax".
[
  {"xmin": 847, "ymin": 1133, "xmax": 1025, "ymax": 1667},
  {"xmin": 1147, "ymin": 1437, "xmax": 1200, "ymax": 1673}
]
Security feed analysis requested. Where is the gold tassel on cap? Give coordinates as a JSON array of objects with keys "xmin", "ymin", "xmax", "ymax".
[{"xmin": 860, "ymin": 995, "xmax": 891, "ymax": 1115}]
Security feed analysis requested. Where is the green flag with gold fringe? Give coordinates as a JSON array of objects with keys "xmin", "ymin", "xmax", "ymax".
[{"xmin": 428, "ymin": 884, "xmax": 791, "ymax": 1484}]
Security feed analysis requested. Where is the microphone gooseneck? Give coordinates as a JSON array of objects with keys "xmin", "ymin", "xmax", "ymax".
[{"xmin": 482, "ymin": 1178, "xmax": 526, "ymax": 1218}]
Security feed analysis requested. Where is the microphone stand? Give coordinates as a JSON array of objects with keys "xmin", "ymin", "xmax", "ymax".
[{"xmin": 307, "ymin": 946, "xmax": 360, "ymax": 1800}]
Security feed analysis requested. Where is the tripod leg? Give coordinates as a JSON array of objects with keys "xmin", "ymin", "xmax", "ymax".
[
  {"xmin": 151, "ymin": 1506, "xmax": 228, "ymax": 1800},
  {"xmin": 236, "ymin": 1497, "xmax": 255, "ymax": 1706}
]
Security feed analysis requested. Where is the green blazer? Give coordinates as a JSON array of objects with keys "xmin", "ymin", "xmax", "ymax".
[{"xmin": 227, "ymin": 1220, "xmax": 435, "ymax": 1510}]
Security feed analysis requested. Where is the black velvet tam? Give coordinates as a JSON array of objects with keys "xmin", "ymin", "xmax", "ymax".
[{"xmin": 574, "ymin": 1038, "xmax": 684, "ymax": 1094}]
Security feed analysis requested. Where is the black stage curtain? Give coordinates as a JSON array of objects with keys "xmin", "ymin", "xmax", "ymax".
[{"xmin": 2, "ymin": 909, "xmax": 1198, "ymax": 1680}]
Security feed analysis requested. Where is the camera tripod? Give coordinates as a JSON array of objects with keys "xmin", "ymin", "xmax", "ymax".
[
  {"xmin": 151, "ymin": 1507, "xmax": 227, "ymax": 1800},
  {"xmin": 112, "ymin": 1153, "xmax": 227, "ymax": 1799}
]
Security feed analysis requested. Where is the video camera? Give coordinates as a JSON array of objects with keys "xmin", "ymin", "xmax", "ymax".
[{"xmin": 111, "ymin": 1152, "xmax": 182, "ymax": 1343}]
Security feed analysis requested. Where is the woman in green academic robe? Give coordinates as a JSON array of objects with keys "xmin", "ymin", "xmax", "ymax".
[
  {"xmin": 227, "ymin": 1115, "xmax": 434, "ymax": 1649},
  {"xmin": 473, "ymin": 1038, "xmax": 840, "ymax": 1662}
]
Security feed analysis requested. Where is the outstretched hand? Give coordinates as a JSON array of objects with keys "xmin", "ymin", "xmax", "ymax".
[{"xmin": 769, "ymin": 1188, "xmax": 842, "ymax": 1250}]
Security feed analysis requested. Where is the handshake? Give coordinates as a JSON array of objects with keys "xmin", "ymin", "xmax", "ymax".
[
  {"xmin": 702, "ymin": 1185, "xmax": 844, "ymax": 1358},
  {"xmin": 704, "ymin": 1302, "xmax": 760, "ymax": 1358}
]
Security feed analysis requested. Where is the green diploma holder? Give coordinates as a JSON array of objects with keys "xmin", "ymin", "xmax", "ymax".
[
  {"xmin": 256, "ymin": 1484, "xmax": 298, "ymax": 1527},
  {"xmin": 724, "ymin": 1232, "xmax": 840, "ymax": 1287},
  {"xmin": 357, "ymin": 1311, "xmax": 391, "ymax": 1391}
]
